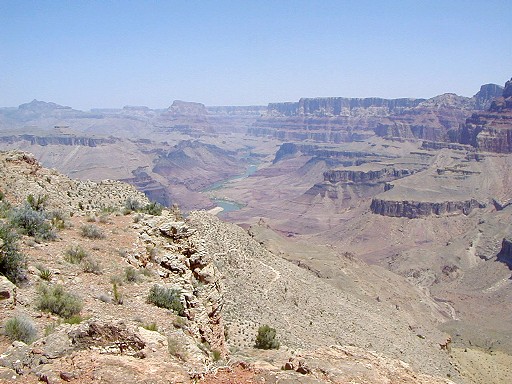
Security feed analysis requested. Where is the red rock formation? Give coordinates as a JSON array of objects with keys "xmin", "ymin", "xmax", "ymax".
[{"xmin": 459, "ymin": 78, "xmax": 512, "ymax": 153}]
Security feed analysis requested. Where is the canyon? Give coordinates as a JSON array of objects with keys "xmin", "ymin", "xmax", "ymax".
[{"xmin": 1, "ymin": 77, "xmax": 512, "ymax": 383}]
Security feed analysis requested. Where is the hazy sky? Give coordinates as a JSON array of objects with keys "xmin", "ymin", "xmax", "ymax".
[{"xmin": 1, "ymin": 0, "xmax": 510, "ymax": 110}]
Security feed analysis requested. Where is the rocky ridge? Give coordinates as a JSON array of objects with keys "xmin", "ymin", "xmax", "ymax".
[{"xmin": 0, "ymin": 151, "xmax": 149, "ymax": 214}]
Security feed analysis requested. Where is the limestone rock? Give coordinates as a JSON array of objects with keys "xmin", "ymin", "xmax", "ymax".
[{"xmin": 0, "ymin": 276, "xmax": 16, "ymax": 302}]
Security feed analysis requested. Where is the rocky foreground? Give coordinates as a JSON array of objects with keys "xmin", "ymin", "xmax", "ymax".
[{"xmin": 0, "ymin": 151, "xmax": 459, "ymax": 383}]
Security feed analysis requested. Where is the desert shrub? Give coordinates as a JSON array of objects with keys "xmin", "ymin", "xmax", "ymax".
[
  {"xmin": 36, "ymin": 284, "xmax": 83, "ymax": 319},
  {"xmin": 63, "ymin": 315, "xmax": 85, "ymax": 324},
  {"xmin": 80, "ymin": 224, "xmax": 105, "ymax": 239},
  {"xmin": 172, "ymin": 316, "xmax": 188, "ymax": 329},
  {"xmin": 49, "ymin": 210, "xmax": 67, "ymax": 230},
  {"xmin": 38, "ymin": 268, "xmax": 53, "ymax": 281},
  {"xmin": 124, "ymin": 267, "xmax": 139, "ymax": 283},
  {"xmin": 212, "ymin": 349, "xmax": 222, "ymax": 362},
  {"xmin": 98, "ymin": 214, "xmax": 110, "ymax": 224},
  {"xmin": 81, "ymin": 257, "xmax": 101, "ymax": 274},
  {"xmin": 64, "ymin": 245, "xmax": 88, "ymax": 264},
  {"xmin": 143, "ymin": 322, "xmax": 158, "ymax": 331},
  {"xmin": 168, "ymin": 336, "xmax": 187, "ymax": 361},
  {"xmin": 112, "ymin": 282, "xmax": 123, "ymax": 305},
  {"xmin": 0, "ymin": 224, "xmax": 26, "ymax": 283},
  {"xmin": 0, "ymin": 196, "xmax": 11, "ymax": 218},
  {"xmin": 124, "ymin": 198, "xmax": 141, "ymax": 213},
  {"xmin": 26, "ymin": 194, "xmax": 48, "ymax": 212},
  {"xmin": 110, "ymin": 275, "xmax": 123, "ymax": 286},
  {"xmin": 147, "ymin": 285, "xmax": 184, "ymax": 315},
  {"xmin": 254, "ymin": 325, "xmax": 280, "ymax": 350},
  {"xmin": 9, "ymin": 203, "xmax": 56, "ymax": 241},
  {"xmin": 141, "ymin": 202, "xmax": 163, "ymax": 216},
  {"xmin": 4, "ymin": 316, "xmax": 37, "ymax": 343},
  {"xmin": 85, "ymin": 215, "xmax": 96, "ymax": 222}
]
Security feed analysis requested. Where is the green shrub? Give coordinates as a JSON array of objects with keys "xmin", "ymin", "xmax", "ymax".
[
  {"xmin": 141, "ymin": 202, "xmax": 163, "ymax": 216},
  {"xmin": 49, "ymin": 210, "xmax": 67, "ymax": 230},
  {"xmin": 254, "ymin": 325, "xmax": 280, "ymax": 350},
  {"xmin": 64, "ymin": 245, "xmax": 88, "ymax": 264},
  {"xmin": 112, "ymin": 282, "xmax": 123, "ymax": 305},
  {"xmin": 38, "ymin": 268, "xmax": 53, "ymax": 281},
  {"xmin": 212, "ymin": 349, "xmax": 222, "ymax": 361},
  {"xmin": 63, "ymin": 315, "xmax": 85, "ymax": 324},
  {"xmin": 80, "ymin": 224, "xmax": 105, "ymax": 239},
  {"xmin": 9, "ymin": 204, "xmax": 56, "ymax": 240},
  {"xmin": 147, "ymin": 285, "xmax": 184, "ymax": 315},
  {"xmin": 36, "ymin": 284, "xmax": 83, "ymax": 319},
  {"xmin": 4, "ymin": 316, "xmax": 37, "ymax": 343},
  {"xmin": 0, "ymin": 224, "xmax": 25, "ymax": 283},
  {"xmin": 26, "ymin": 194, "xmax": 48, "ymax": 211},
  {"xmin": 143, "ymin": 322, "xmax": 158, "ymax": 331}
]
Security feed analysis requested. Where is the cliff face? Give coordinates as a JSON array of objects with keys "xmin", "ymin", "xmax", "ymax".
[
  {"xmin": 267, "ymin": 97, "xmax": 424, "ymax": 117},
  {"xmin": 0, "ymin": 134, "xmax": 117, "ymax": 147},
  {"xmin": 251, "ymin": 85, "xmax": 501, "ymax": 144},
  {"xmin": 459, "ymin": 78, "xmax": 512, "ymax": 153},
  {"xmin": 323, "ymin": 167, "xmax": 413, "ymax": 183},
  {"xmin": 370, "ymin": 198, "xmax": 485, "ymax": 219}
]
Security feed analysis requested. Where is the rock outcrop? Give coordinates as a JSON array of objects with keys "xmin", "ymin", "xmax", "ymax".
[
  {"xmin": 370, "ymin": 197, "xmax": 485, "ymax": 219},
  {"xmin": 0, "ymin": 150, "xmax": 149, "ymax": 214},
  {"xmin": 323, "ymin": 167, "xmax": 413, "ymax": 184},
  {"xmin": 497, "ymin": 237, "xmax": 512, "ymax": 268},
  {"xmin": 459, "ymin": 77, "xmax": 512, "ymax": 153}
]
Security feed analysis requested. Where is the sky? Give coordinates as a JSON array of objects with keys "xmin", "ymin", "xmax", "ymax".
[{"xmin": 0, "ymin": 0, "xmax": 510, "ymax": 110}]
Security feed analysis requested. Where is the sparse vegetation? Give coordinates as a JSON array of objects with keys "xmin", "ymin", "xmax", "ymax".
[
  {"xmin": 124, "ymin": 198, "xmax": 163, "ymax": 216},
  {"xmin": 26, "ymin": 194, "xmax": 48, "ymax": 212},
  {"xmin": 4, "ymin": 316, "xmax": 37, "ymax": 343},
  {"xmin": 9, "ymin": 203, "xmax": 56, "ymax": 241},
  {"xmin": 142, "ymin": 322, "xmax": 158, "ymax": 331},
  {"xmin": 124, "ymin": 266, "xmax": 139, "ymax": 282},
  {"xmin": 254, "ymin": 325, "xmax": 280, "ymax": 350},
  {"xmin": 0, "ymin": 224, "xmax": 26, "ymax": 283},
  {"xmin": 63, "ymin": 315, "xmax": 86, "ymax": 324},
  {"xmin": 112, "ymin": 282, "xmax": 123, "ymax": 305},
  {"xmin": 80, "ymin": 224, "xmax": 105, "ymax": 239},
  {"xmin": 49, "ymin": 210, "xmax": 67, "ymax": 229},
  {"xmin": 147, "ymin": 285, "xmax": 184, "ymax": 315},
  {"xmin": 36, "ymin": 284, "xmax": 83, "ymax": 319},
  {"xmin": 124, "ymin": 198, "xmax": 141, "ymax": 213},
  {"xmin": 141, "ymin": 202, "xmax": 163, "ymax": 216},
  {"xmin": 98, "ymin": 214, "xmax": 110, "ymax": 224},
  {"xmin": 38, "ymin": 268, "xmax": 53, "ymax": 281},
  {"xmin": 212, "ymin": 349, "xmax": 222, "ymax": 362},
  {"xmin": 168, "ymin": 336, "xmax": 187, "ymax": 361},
  {"xmin": 64, "ymin": 245, "xmax": 88, "ymax": 264},
  {"xmin": 172, "ymin": 316, "xmax": 188, "ymax": 329},
  {"xmin": 81, "ymin": 257, "xmax": 101, "ymax": 274}
]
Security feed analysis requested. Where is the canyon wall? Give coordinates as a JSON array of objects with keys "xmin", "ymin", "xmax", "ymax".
[
  {"xmin": 459, "ymin": 78, "xmax": 512, "ymax": 153},
  {"xmin": 251, "ymin": 84, "xmax": 502, "ymax": 144}
]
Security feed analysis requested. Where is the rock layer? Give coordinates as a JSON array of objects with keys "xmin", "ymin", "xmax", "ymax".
[
  {"xmin": 459, "ymin": 78, "xmax": 512, "ymax": 153},
  {"xmin": 370, "ymin": 198, "xmax": 485, "ymax": 219}
]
